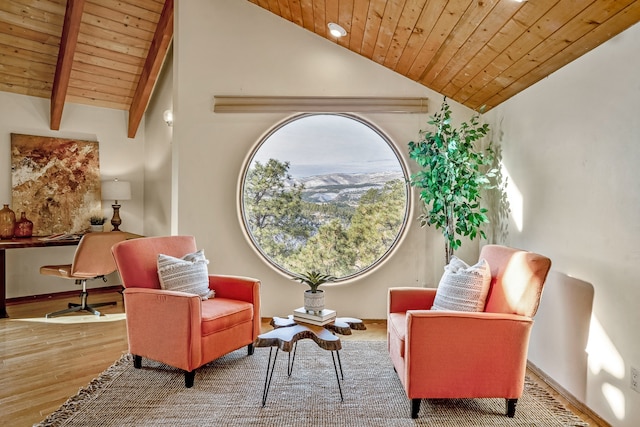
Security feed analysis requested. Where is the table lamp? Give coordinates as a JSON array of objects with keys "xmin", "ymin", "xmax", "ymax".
[{"xmin": 101, "ymin": 178, "xmax": 131, "ymax": 231}]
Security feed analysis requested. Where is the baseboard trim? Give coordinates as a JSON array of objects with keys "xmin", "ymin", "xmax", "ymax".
[
  {"xmin": 527, "ymin": 361, "xmax": 611, "ymax": 427},
  {"xmin": 6, "ymin": 285, "xmax": 123, "ymax": 305}
]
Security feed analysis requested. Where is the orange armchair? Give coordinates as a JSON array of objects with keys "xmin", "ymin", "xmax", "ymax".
[
  {"xmin": 387, "ymin": 245, "xmax": 551, "ymax": 418},
  {"xmin": 111, "ymin": 235, "xmax": 261, "ymax": 387}
]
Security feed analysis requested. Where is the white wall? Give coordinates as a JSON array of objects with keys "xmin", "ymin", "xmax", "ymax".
[
  {"xmin": 485, "ymin": 22, "xmax": 640, "ymax": 427},
  {"xmin": 172, "ymin": 0, "xmax": 481, "ymax": 319},
  {"xmin": 0, "ymin": 92, "xmax": 145, "ymax": 299},
  {"xmin": 144, "ymin": 45, "xmax": 174, "ymax": 237}
]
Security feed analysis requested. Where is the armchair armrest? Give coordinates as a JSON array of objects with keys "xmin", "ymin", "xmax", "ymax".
[
  {"xmin": 388, "ymin": 287, "xmax": 436, "ymax": 313},
  {"xmin": 208, "ymin": 274, "xmax": 260, "ymax": 304},
  {"xmin": 122, "ymin": 287, "xmax": 203, "ymax": 371},
  {"xmin": 403, "ymin": 310, "xmax": 534, "ymax": 398},
  {"xmin": 208, "ymin": 274, "xmax": 261, "ymax": 339}
]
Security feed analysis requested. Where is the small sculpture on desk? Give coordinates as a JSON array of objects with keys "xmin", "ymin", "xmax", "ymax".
[
  {"xmin": 14, "ymin": 212, "xmax": 34, "ymax": 238},
  {"xmin": 0, "ymin": 204, "xmax": 16, "ymax": 239}
]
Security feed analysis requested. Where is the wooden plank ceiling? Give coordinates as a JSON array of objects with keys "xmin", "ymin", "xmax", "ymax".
[
  {"xmin": 0, "ymin": 0, "xmax": 172, "ymax": 138},
  {"xmin": 249, "ymin": 0, "xmax": 640, "ymax": 111},
  {"xmin": 1, "ymin": 1, "xmax": 639, "ymax": 139}
]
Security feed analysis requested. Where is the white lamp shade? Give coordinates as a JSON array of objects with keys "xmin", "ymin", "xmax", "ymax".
[{"xmin": 102, "ymin": 179, "xmax": 131, "ymax": 202}]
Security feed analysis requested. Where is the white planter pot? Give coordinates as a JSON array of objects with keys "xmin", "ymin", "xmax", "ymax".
[
  {"xmin": 90, "ymin": 224, "xmax": 104, "ymax": 232},
  {"xmin": 303, "ymin": 290, "xmax": 325, "ymax": 314}
]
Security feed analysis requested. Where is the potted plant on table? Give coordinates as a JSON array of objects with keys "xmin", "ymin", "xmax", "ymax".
[
  {"xmin": 408, "ymin": 97, "xmax": 497, "ymax": 264},
  {"xmin": 89, "ymin": 216, "xmax": 106, "ymax": 232},
  {"xmin": 292, "ymin": 271, "xmax": 336, "ymax": 314}
]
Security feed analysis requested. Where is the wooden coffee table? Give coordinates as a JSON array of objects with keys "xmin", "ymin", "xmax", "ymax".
[{"xmin": 254, "ymin": 315, "xmax": 365, "ymax": 406}]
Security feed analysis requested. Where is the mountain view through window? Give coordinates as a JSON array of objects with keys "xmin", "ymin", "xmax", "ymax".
[{"xmin": 241, "ymin": 114, "xmax": 409, "ymax": 280}]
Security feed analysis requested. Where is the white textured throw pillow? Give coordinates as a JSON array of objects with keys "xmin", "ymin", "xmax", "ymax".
[
  {"xmin": 157, "ymin": 250, "xmax": 214, "ymax": 300},
  {"xmin": 432, "ymin": 256, "xmax": 491, "ymax": 312}
]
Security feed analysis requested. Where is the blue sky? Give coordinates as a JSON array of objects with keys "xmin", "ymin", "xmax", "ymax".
[{"xmin": 251, "ymin": 114, "xmax": 403, "ymax": 177}]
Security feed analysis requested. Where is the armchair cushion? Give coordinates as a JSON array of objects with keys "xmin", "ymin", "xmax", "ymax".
[
  {"xmin": 201, "ymin": 298, "xmax": 254, "ymax": 336},
  {"xmin": 432, "ymin": 256, "xmax": 491, "ymax": 312},
  {"xmin": 157, "ymin": 250, "xmax": 214, "ymax": 300}
]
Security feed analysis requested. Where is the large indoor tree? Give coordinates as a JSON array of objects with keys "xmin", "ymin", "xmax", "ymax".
[{"xmin": 408, "ymin": 98, "xmax": 496, "ymax": 264}]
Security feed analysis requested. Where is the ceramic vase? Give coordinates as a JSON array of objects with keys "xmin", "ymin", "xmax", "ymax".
[
  {"xmin": 303, "ymin": 290, "xmax": 325, "ymax": 314},
  {"xmin": 14, "ymin": 212, "xmax": 33, "ymax": 238},
  {"xmin": 0, "ymin": 204, "xmax": 16, "ymax": 239}
]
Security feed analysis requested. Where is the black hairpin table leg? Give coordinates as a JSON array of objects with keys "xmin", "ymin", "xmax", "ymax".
[
  {"xmin": 287, "ymin": 341, "xmax": 298, "ymax": 376},
  {"xmin": 331, "ymin": 350, "xmax": 344, "ymax": 401},
  {"xmin": 261, "ymin": 347, "xmax": 279, "ymax": 407}
]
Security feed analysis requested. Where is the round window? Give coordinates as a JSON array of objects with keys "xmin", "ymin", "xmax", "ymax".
[{"xmin": 241, "ymin": 114, "xmax": 409, "ymax": 281}]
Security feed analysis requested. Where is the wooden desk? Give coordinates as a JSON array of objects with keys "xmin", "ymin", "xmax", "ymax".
[
  {"xmin": 0, "ymin": 236, "xmax": 81, "ymax": 318},
  {"xmin": 0, "ymin": 232, "xmax": 140, "ymax": 318}
]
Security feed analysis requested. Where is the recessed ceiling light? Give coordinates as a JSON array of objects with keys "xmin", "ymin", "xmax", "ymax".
[{"xmin": 328, "ymin": 22, "xmax": 347, "ymax": 38}]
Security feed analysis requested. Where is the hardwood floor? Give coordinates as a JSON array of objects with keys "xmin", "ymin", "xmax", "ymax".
[
  {"xmin": 0, "ymin": 289, "xmax": 602, "ymax": 426},
  {"xmin": 1, "ymin": 289, "xmax": 128, "ymax": 427}
]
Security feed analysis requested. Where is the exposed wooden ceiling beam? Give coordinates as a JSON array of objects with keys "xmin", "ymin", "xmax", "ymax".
[
  {"xmin": 50, "ymin": 0, "xmax": 85, "ymax": 131},
  {"xmin": 127, "ymin": 0, "xmax": 173, "ymax": 138}
]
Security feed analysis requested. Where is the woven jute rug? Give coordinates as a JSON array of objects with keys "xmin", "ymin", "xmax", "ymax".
[{"xmin": 36, "ymin": 340, "xmax": 587, "ymax": 426}]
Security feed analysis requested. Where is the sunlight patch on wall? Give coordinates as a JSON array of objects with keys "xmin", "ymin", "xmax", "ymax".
[
  {"xmin": 586, "ymin": 314, "xmax": 624, "ymax": 378},
  {"xmin": 502, "ymin": 164, "xmax": 523, "ymax": 232},
  {"xmin": 587, "ymin": 315, "xmax": 627, "ymax": 420},
  {"xmin": 602, "ymin": 383, "xmax": 625, "ymax": 420}
]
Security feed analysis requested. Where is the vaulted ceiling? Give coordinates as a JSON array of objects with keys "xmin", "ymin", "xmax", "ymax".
[
  {"xmin": 1, "ymin": 1, "xmax": 639, "ymax": 138},
  {"xmin": 250, "ymin": 0, "xmax": 640, "ymax": 111}
]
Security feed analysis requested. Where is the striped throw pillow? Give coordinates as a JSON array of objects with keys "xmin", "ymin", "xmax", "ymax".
[
  {"xmin": 157, "ymin": 250, "xmax": 214, "ymax": 300},
  {"xmin": 432, "ymin": 256, "xmax": 491, "ymax": 312}
]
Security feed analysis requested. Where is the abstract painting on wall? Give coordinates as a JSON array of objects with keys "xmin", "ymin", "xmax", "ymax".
[{"xmin": 10, "ymin": 133, "xmax": 101, "ymax": 236}]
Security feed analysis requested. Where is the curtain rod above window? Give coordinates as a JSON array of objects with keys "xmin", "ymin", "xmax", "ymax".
[{"xmin": 213, "ymin": 96, "xmax": 428, "ymax": 114}]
